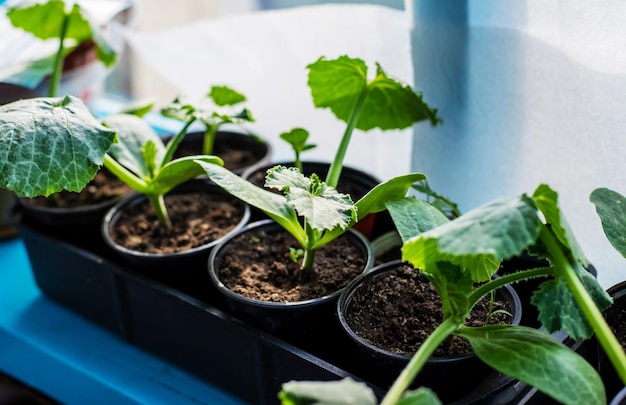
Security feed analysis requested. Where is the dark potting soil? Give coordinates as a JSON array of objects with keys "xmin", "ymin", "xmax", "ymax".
[
  {"xmin": 216, "ymin": 228, "xmax": 366, "ymax": 303},
  {"xmin": 606, "ymin": 299, "xmax": 626, "ymax": 349},
  {"xmin": 110, "ymin": 192, "xmax": 244, "ymax": 254},
  {"xmin": 175, "ymin": 144, "xmax": 259, "ymax": 173},
  {"xmin": 346, "ymin": 263, "xmax": 514, "ymax": 358},
  {"xmin": 26, "ymin": 169, "xmax": 130, "ymax": 208}
]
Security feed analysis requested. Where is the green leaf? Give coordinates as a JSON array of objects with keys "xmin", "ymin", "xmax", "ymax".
[
  {"xmin": 402, "ymin": 195, "xmax": 541, "ymax": 282},
  {"xmin": 532, "ymin": 271, "xmax": 612, "ymax": 340},
  {"xmin": 104, "ymin": 113, "xmax": 165, "ymax": 179},
  {"xmin": 8, "ymin": 0, "xmax": 117, "ymax": 67},
  {"xmin": 307, "ymin": 56, "xmax": 440, "ymax": 131},
  {"xmin": 590, "ymin": 187, "xmax": 626, "ymax": 259},
  {"xmin": 266, "ymin": 166, "xmax": 356, "ymax": 232},
  {"xmin": 149, "ymin": 155, "xmax": 222, "ymax": 196},
  {"xmin": 117, "ymin": 99, "xmax": 156, "ymax": 117},
  {"xmin": 386, "ymin": 197, "xmax": 449, "ymax": 243},
  {"xmin": 196, "ymin": 161, "xmax": 305, "ymax": 243},
  {"xmin": 533, "ymin": 184, "xmax": 588, "ymax": 267},
  {"xmin": 459, "ymin": 325, "xmax": 605, "ymax": 405},
  {"xmin": 280, "ymin": 128, "xmax": 316, "ymax": 154},
  {"xmin": 209, "ymin": 85, "xmax": 247, "ymax": 106},
  {"xmin": 0, "ymin": 96, "xmax": 116, "ymax": 197},
  {"xmin": 278, "ymin": 378, "xmax": 377, "ymax": 405},
  {"xmin": 396, "ymin": 388, "xmax": 441, "ymax": 405},
  {"xmin": 355, "ymin": 173, "xmax": 427, "ymax": 218}
]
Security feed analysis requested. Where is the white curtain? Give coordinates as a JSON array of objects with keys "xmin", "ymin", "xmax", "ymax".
[{"xmin": 408, "ymin": 0, "xmax": 626, "ymax": 288}]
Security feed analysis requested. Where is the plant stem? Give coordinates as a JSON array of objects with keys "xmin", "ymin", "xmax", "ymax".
[
  {"xmin": 300, "ymin": 221, "xmax": 317, "ymax": 274},
  {"xmin": 49, "ymin": 11, "xmax": 70, "ymax": 97},
  {"xmin": 148, "ymin": 194, "xmax": 171, "ymax": 230},
  {"xmin": 160, "ymin": 119, "xmax": 195, "ymax": 168},
  {"xmin": 325, "ymin": 86, "xmax": 369, "ymax": 189},
  {"xmin": 380, "ymin": 317, "xmax": 461, "ymax": 405},
  {"xmin": 540, "ymin": 227, "xmax": 626, "ymax": 385},
  {"xmin": 103, "ymin": 154, "xmax": 149, "ymax": 193},
  {"xmin": 203, "ymin": 125, "xmax": 217, "ymax": 155},
  {"xmin": 468, "ymin": 267, "xmax": 553, "ymax": 310}
]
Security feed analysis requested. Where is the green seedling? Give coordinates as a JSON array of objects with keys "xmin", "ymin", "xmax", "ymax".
[
  {"xmin": 198, "ymin": 162, "xmax": 425, "ymax": 275},
  {"xmin": 161, "ymin": 85, "xmax": 255, "ymax": 156},
  {"xmin": 7, "ymin": 0, "xmax": 117, "ymax": 97},
  {"xmin": 307, "ymin": 55, "xmax": 441, "ymax": 188},
  {"xmin": 280, "ymin": 184, "xmax": 624, "ymax": 405},
  {"xmin": 102, "ymin": 113, "xmax": 222, "ymax": 230},
  {"xmin": 279, "ymin": 128, "xmax": 316, "ymax": 172}
]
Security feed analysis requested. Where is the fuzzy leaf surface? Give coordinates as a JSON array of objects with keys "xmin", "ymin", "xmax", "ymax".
[
  {"xmin": 104, "ymin": 113, "xmax": 165, "ymax": 179},
  {"xmin": 590, "ymin": 187, "xmax": 626, "ymax": 259},
  {"xmin": 0, "ymin": 96, "xmax": 116, "ymax": 197},
  {"xmin": 459, "ymin": 325, "xmax": 605, "ymax": 405},
  {"xmin": 386, "ymin": 197, "xmax": 449, "ymax": 243},
  {"xmin": 279, "ymin": 378, "xmax": 377, "ymax": 405},
  {"xmin": 307, "ymin": 56, "xmax": 440, "ymax": 131},
  {"xmin": 402, "ymin": 195, "xmax": 540, "ymax": 282},
  {"xmin": 266, "ymin": 166, "xmax": 356, "ymax": 232},
  {"xmin": 196, "ymin": 162, "xmax": 305, "ymax": 243}
]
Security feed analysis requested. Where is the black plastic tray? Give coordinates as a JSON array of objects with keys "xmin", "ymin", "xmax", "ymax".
[{"xmin": 13, "ymin": 207, "xmax": 564, "ymax": 405}]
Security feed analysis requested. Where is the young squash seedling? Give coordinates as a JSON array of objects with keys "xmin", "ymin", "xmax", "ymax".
[
  {"xmin": 6, "ymin": 0, "xmax": 117, "ymax": 98},
  {"xmin": 0, "ymin": 96, "xmax": 117, "ymax": 197},
  {"xmin": 101, "ymin": 113, "xmax": 223, "ymax": 230},
  {"xmin": 280, "ymin": 184, "xmax": 625, "ymax": 405},
  {"xmin": 160, "ymin": 85, "xmax": 255, "ymax": 156},
  {"xmin": 197, "ymin": 55, "xmax": 437, "ymax": 275},
  {"xmin": 279, "ymin": 127, "xmax": 316, "ymax": 173},
  {"xmin": 306, "ymin": 55, "xmax": 441, "ymax": 188}
]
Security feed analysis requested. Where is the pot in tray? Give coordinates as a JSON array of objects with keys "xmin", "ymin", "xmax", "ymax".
[
  {"xmin": 242, "ymin": 161, "xmax": 393, "ymax": 240},
  {"xmin": 103, "ymin": 178, "xmax": 250, "ymax": 302},
  {"xmin": 337, "ymin": 260, "xmax": 523, "ymax": 403},
  {"xmin": 15, "ymin": 168, "xmax": 131, "ymax": 252},
  {"xmin": 207, "ymin": 219, "xmax": 374, "ymax": 339},
  {"xmin": 164, "ymin": 130, "xmax": 272, "ymax": 175}
]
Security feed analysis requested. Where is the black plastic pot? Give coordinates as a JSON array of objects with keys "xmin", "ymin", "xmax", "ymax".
[
  {"xmin": 337, "ymin": 260, "xmax": 523, "ymax": 403},
  {"xmin": 103, "ymin": 178, "xmax": 250, "ymax": 302},
  {"xmin": 208, "ymin": 219, "xmax": 374, "ymax": 338},
  {"xmin": 611, "ymin": 386, "xmax": 626, "ymax": 405},
  {"xmin": 16, "ymin": 171, "xmax": 129, "ymax": 255},
  {"xmin": 241, "ymin": 161, "xmax": 394, "ymax": 240},
  {"xmin": 165, "ymin": 130, "xmax": 272, "ymax": 175}
]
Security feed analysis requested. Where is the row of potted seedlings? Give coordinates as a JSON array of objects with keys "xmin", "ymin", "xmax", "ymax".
[{"xmin": 2, "ymin": 53, "xmax": 626, "ymax": 404}]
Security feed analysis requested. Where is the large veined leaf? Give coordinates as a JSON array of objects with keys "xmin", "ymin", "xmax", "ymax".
[
  {"xmin": 265, "ymin": 166, "xmax": 356, "ymax": 232},
  {"xmin": 104, "ymin": 113, "xmax": 165, "ymax": 179},
  {"xmin": 459, "ymin": 325, "xmax": 605, "ymax": 405},
  {"xmin": 531, "ymin": 271, "xmax": 612, "ymax": 340},
  {"xmin": 7, "ymin": 0, "xmax": 117, "ymax": 67},
  {"xmin": 355, "ymin": 173, "xmax": 426, "ymax": 217},
  {"xmin": 533, "ymin": 184, "xmax": 589, "ymax": 267},
  {"xmin": 307, "ymin": 56, "xmax": 440, "ymax": 131},
  {"xmin": 386, "ymin": 197, "xmax": 450, "ymax": 243},
  {"xmin": 279, "ymin": 378, "xmax": 377, "ymax": 405},
  {"xmin": 0, "ymin": 96, "xmax": 116, "ymax": 197},
  {"xmin": 402, "ymin": 194, "xmax": 541, "ymax": 282},
  {"xmin": 590, "ymin": 187, "xmax": 626, "ymax": 259}
]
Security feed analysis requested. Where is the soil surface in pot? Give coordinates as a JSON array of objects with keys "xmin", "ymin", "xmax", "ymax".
[
  {"xmin": 26, "ymin": 169, "xmax": 130, "ymax": 208},
  {"xmin": 217, "ymin": 228, "xmax": 366, "ymax": 302},
  {"xmin": 175, "ymin": 142, "xmax": 260, "ymax": 173},
  {"xmin": 110, "ymin": 193, "xmax": 244, "ymax": 254},
  {"xmin": 346, "ymin": 263, "xmax": 514, "ymax": 357}
]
